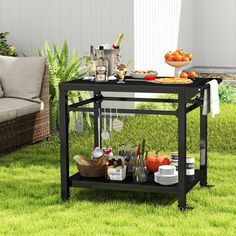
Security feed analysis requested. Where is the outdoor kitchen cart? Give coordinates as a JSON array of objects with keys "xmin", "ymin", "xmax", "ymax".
[{"xmin": 59, "ymin": 77, "xmax": 222, "ymax": 210}]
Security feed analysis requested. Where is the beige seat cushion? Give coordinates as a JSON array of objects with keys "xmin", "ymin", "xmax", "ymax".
[
  {"xmin": 0, "ymin": 56, "xmax": 46, "ymax": 102},
  {"xmin": 0, "ymin": 98, "xmax": 42, "ymax": 123}
]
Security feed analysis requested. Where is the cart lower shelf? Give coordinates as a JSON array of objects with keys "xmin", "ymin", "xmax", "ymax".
[{"xmin": 70, "ymin": 169, "xmax": 204, "ymax": 194}]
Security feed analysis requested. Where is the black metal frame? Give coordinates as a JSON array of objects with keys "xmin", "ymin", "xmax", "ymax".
[{"xmin": 59, "ymin": 78, "xmax": 222, "ymax": 210}]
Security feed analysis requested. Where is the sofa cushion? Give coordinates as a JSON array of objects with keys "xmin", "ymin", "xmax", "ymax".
[
  {"xmin": 0, "ymin": 98, "xmax": 42, "ymax": 123},
  {"xmin": 0, "ymin": 56, "xmax": 47, "ymax": 102},
  {"xmin": 0, "ymin": 83, "xmax": 3, "ymax": 97}
]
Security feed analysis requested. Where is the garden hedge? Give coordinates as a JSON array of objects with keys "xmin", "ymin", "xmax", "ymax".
[{"xmin": 70, "ymin": 104, "xmax": 236, "ymax": 155}]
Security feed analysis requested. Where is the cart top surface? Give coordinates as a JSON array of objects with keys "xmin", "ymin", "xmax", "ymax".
[{"xmin": 60, "ymin": 77, "xmax": 222, "ymax": 93}]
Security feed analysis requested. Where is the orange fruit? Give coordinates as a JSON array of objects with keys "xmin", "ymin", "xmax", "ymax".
[
  {"xmin": 182, "ymin": 56, "xmax": 190, "ymax": 62},
  {"xmin": 165, "ymin": 52, "xmax": 171, "ymax": 60},
  {"xmin": 188, "ymin": 71, "xmax": 198, "ymax": 78},
  {"xmin": 175, "ymin": 49, "xmax": 184, "ymax": 55},
  {"xmin": 172, "ymin": 52, "xmax": 179, "ymax": 57},
  {"xmin": 180, "ymin": 72, "xmax": 188, "ymax": 79},
  {"xmin": 186, "ymin": 53, "xmax": 193, "ymax": 61},
  {"xmin": 167, "ymin": 55, "xmax": 174, "ymax": 61},
  {"xmin": 175, "ymin": 55, "xmax": 183, "ymax": 61}
]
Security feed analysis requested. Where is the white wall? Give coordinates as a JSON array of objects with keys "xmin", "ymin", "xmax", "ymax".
[
  {"xmin": 0, "ymin": 0, "xmax": 135, "ymax": 109},
  {"xmin": 1, "ymin": 0, "xmax": 235, "ymax": 74},
  {"xmin": 1, "ymin": 0, "xmax": 235, "ymax": 71},
  {"xmin": 134, "ymin": 0, "xmax": 195, "ymax": 77},
  {"xmin": 0, "ymin": 0, "xmax": 134, "ymax": 64},
  {"xmin": 195, "ymin": 0, "xmax": 236, "ymax": 68}
]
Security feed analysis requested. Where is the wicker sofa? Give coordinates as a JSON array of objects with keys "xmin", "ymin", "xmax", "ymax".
[{"xmin": 0, "ymin": 65, "xmax": 50, "ymax": 154}]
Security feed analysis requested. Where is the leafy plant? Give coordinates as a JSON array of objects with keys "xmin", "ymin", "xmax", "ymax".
[
  {"xmin": 219, "ymin": 83, "xmax": 234, "ymax": 103},
  {"xmin": 38, "ymin": 41, "xmax": 91, "ymax": 131},
  {"xmin": 0, "ymin": 32, "xmax": 17, "ymax": 56}
]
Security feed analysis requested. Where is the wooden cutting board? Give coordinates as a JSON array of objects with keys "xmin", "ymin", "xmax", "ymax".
[{"xmin": 155, "ymin": 78, "xmax": 193, "ymax": 84}]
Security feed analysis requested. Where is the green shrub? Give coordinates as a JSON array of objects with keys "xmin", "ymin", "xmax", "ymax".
[
  {"xmin": 38, "ymin": 41, "xmax": 90, "ymax": 131},
  {"xmin": 71, "ymin": 104, "xmax": 236, "ymax": 154},
  {"xmin": 219, "ymin": 83, "xmax": 234, "ymax": 103},
  {"xmin": 136, "ymin": 84, "xmax": 235, "ymax": 112},
  {"xmin": 136, "ymin": 94, "xmax": 177, "ymax": 110},
  {"xmin": 0, "ymin": 32, "xmax": 17, "ymax": 56}
]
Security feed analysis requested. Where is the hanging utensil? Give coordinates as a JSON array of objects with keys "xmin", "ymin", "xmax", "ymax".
[
  {"xmin": 109, "ymin": 108, "xmax": 113, "ymax": 132},
  {"xmin": 97, "ymin": 109, "xmax": 101, "ymax": 147},
  {"xmin": 101, "ymin": 109, "xmax": 109, "ymax": 140},
  {"xmin": 112, "ymin": 108, "xmax": 124, "ymax": 132}
]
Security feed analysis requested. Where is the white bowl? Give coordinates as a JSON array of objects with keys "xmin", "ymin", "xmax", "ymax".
[
  {"xmin": 130, "ymin": 72, "xmax": 157, "ymax": 79},
  {"xmin": 159, "ymin": 165, "xmax": 176, "ymax": 175},
  {"xmin": 165, "ymin": 61, "xmax": 190, "ymax": 68},
  {"xmin": 154, "ymin": 171, "xmax": 178, "ymax": 185}
]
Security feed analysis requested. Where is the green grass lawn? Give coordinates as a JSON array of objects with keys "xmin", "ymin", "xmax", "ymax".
[{"xmin": 0, "ymin": 137, "xmax": 236, "ymax": 236}]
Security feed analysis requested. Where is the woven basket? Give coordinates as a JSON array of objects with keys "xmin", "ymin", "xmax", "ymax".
[
  {"xmin": 76, "ymin": 164, "xmax": 107, "ymax": 178},
  {"xmin": 74, "ymin": 155, "xmax": 108, "ymax": 178}
]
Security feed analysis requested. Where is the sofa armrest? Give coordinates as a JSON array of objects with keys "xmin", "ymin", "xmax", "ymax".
[{"xmin": 39, "ymin": 64, "xmax": 49, "ymax": 111}]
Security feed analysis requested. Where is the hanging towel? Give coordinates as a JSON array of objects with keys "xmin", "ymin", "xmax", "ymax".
[{"xmin": 202, "ymin": 79, "xmax": 220, "ymax": 118}]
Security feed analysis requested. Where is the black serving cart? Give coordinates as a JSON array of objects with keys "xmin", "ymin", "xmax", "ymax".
[{"xmin": 59, "ymin": 77, "xmax": 222, "ymax": 210}]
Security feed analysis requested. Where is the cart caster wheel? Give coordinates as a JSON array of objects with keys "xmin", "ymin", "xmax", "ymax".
[
  {"xmin": 200, "ymin": 184, "xmax": 214, "ymax": 188},
  {"xmin": 178, "ymin": 205, "xmax": 194, "ymax": 211}
]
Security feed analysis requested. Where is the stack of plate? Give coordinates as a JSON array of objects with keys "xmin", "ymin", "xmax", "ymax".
[{"xmin": 154, "ymin": 165, "xmax": 178, "ymax": 185}]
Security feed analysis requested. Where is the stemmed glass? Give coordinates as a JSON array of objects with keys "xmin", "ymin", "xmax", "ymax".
[{"xmin": 83, "ymin": 55, "xmax": 96, "ymax": 80}]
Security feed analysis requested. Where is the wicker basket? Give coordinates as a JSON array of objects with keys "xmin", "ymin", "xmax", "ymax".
[
  {"xmin": 77, "ymin": 164, "xmax": 107, "ymax": 178},
  {"xmin": 74, "ymin": 155, "xmax": 108, "ymax": 178}
]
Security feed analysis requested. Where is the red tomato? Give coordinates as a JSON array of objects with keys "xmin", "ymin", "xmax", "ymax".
[{"xmin": 144, "ymin": 76, "xmax": 156, "ymax": 81}]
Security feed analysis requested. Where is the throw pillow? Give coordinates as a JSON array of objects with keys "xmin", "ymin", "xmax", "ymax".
[{"xmin": 0, "ymin": 55, "xmax": 47, "ymax": 102}]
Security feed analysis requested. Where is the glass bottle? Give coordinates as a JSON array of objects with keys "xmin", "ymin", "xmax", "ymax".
[
  {"xmin": 88, "ymin": 45, "xmax": 96, "ymax": 78},
  {"xmin": 112, "ymin": 32, "xmax": 124, "ymax": 49},
  {"xmin": 95, "ymin": 46, "xmax": 108, "ymax": 82}
]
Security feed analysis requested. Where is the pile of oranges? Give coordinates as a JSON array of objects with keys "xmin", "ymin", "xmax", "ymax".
[{"xmin": 165, "ymin": 49, "xmax": 192, "ymax": 62}]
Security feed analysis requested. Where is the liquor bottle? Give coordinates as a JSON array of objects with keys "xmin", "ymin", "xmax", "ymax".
[
  {"xmin": 95, "ymin": 46, "xmax": 108, "ymax": 82},
  {"xmin": 88, "ymin": 45, "xmax": 96, "ymax": 76},
  {"xmin": 112, "ymin": 33, "xmax": 124, "ymax": 49}
]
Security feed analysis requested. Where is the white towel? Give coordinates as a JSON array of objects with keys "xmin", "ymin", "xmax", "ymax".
[{"xmin": 202, "ymin": 79, "xmax": 220, "ymax": 118}]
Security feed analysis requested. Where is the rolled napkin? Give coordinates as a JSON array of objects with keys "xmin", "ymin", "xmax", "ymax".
[{"xmin": 202, "ymin": 79, "xmax": 220, "ymax": 118}]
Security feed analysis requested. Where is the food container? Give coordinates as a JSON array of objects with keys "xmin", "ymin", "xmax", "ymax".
[
  {"xmin": 107, "ymin": 156, "xmax": 127, "ymax": 181},
  {"xmin": 103, "ymin": 147, "xmax": 113, "ymax": 157},
  {"xmin": 171, "ymin": 152, "xmax": 195, "ymax": 176},
  {"xmin": 73, "ymin": 155, "xmax": 108, "ymax": 178},
  {"xmin": 186, "ymin": 157, "xmax": 195, "ymax": 176},
  {"xmin": 107, "ymin": 165, "xmax": 127, "ymax": 181}
]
